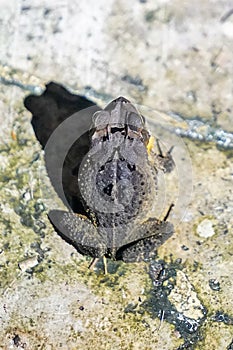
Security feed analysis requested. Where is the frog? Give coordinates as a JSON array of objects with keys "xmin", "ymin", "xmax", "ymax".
[{"xmin": 49, "ymin": 96, "xmax": 175, "ymax": 265}]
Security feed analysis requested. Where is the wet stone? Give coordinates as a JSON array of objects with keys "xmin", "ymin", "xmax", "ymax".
[
  {"xmin": 168, "ymin": 271, "xmax": 205, "ymax": 320},
  {"xmin": 208, "ymin": 279, "xmax": 221, "ymax": 291},
  {"xmin": 212, "ymin": 311, "xmax": 233, "ymax": 325}
]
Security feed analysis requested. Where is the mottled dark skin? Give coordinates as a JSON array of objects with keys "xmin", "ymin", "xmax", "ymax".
[{"xmin": 48, "ymin": 96, "xmax": 174, "ymax": 262}]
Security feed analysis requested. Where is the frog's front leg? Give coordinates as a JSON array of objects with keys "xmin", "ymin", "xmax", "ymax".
[
  {"xmin": 155, "ymin": 138, "xmax": 174, "ymax": 173},
  {"xmin": 49, "ymin": 210, "xmax": 107, "ymax": 258},
  {"xmin": 116, "ymin": 217, "xmax": 174, "ymax": 263}
]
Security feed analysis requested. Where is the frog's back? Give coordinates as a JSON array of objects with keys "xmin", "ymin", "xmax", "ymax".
[{"xmin": 78, "ymin": 97, "xmax": 157, "ymax": 250}]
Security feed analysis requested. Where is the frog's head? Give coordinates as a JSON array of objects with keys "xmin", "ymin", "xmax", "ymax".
[{"xmin": 91, "ymin": 97, "xmax": 150, "ymax": 145}]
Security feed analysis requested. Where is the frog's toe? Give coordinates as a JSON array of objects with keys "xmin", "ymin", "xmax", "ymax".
[
  {"xmin": 157, "ymin": 154, "xmax": 175, "ymax": 173},
  {"xmin": 155, "ymin": 139, "xmax": 175, "ymax": 173}
]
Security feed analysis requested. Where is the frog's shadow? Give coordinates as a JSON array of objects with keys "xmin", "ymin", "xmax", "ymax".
[{"xmin": 24, "ymin": 82, "xmax": 100, "ymax": 215}]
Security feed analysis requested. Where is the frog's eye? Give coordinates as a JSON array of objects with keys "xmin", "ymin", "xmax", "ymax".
[
  {"xmin": 127, "ymin": 112, "xmax": 145, "ymax": 130},
  {"xmin": 92, "ymin": 110, "xmax": 110, "ymax": 130}
]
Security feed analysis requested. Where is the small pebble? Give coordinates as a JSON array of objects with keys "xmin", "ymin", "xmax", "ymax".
[
  {"xmin": 209, "ymin": 279, "xmax": 221, "ymax": 291},
  {"xmin": 181, "ymin": 245, "xmax": 189, "ymax": 251},
  {"xmin": 18, "ymin": 256, "xmax": 39, "ymax": 272},
  {"xmin": 196, "ymin": 219, "xmax": 215, "ymax": 238}
]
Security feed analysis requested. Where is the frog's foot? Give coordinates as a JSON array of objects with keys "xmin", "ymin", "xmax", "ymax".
[
  {"xmin": 49, "ymin": 210, "xmax": 107, "ymax": 258},
  {"xmin": 116, "ymin": 218, "xmax": 174, "ymax": 263},
  {"xmin": 155, "ymin": 138, "xmax": 174, "ymax": 173}
]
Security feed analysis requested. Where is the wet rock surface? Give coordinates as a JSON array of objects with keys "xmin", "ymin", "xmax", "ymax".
[{"xmin": 0, "ymin": 1, "xmax": 233, "ymax": 349}]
